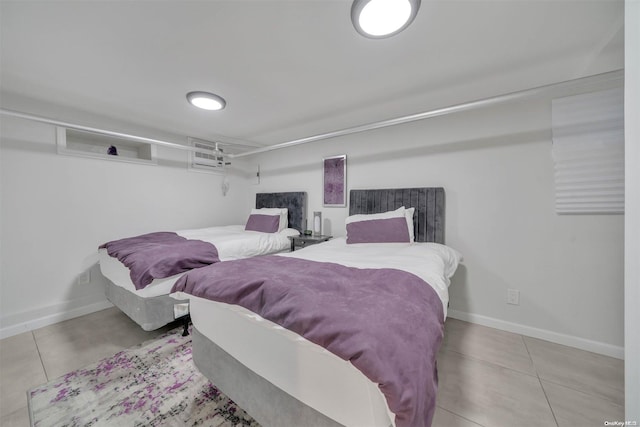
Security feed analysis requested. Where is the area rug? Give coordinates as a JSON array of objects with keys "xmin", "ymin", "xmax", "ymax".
[{"xmin": 27, "ymin": 327, "xmax": 259, "ymax": 427}]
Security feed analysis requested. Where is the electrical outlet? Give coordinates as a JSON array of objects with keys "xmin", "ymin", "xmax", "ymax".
[
  {"xmin": 507, "ymin": 289, "xmax": 520, "ymax": 305},
  {"xmin": 77, "ymin": 271, "xmax": 91, "ymax": 285}
]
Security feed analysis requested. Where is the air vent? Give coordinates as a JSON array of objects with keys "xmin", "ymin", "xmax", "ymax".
[{"xmin": 188, "ymin": 137, "xmax": 228, "ymax": 172}]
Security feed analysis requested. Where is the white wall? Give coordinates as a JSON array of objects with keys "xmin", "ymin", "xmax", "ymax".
[
  {"xmin": 625, "ymin": 0, "xmax": 640, "ymax": 419},
  {"xmin": 249, "ymin": 95, "xmax": 624, "ymax": 357},
  {"xmin": 0, "ymin": 106, "xmax": 250, "ymax": 338}
]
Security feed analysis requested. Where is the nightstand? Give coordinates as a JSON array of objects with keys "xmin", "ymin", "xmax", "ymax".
[{"xmin": 288, "ymin": 234, "xmax": 332, "ymax": 251}]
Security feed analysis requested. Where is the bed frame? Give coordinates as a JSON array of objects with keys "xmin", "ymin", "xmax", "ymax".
[
  {"xmin": 192, "ymin": 187, "xmax": 445, "ymax": 426},
  {"xmin": 102, "ymin": 191, "xmax": 307, "ymax": 331}
]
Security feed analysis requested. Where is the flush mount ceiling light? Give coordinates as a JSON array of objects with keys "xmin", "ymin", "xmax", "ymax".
[
  {"xmin": 351, "ymin": 0, "xmax": 421, "ymax": 38},
  {"xmin": 186, "ymin": 91, "xmax": 226, "ymax": 111}
]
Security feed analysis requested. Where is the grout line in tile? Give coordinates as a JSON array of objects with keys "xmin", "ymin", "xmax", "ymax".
[
  {"xmin": 435, "ymin": 405, "xmax": 485, "ymax": 427},
  {"xmin": 31, "ymin": 331, "xmax": 49, "ymax": 382},
  {"xmin": 538, "ymin": 376, "xmax": 560, "ymax": 427},
  {"xmin": 534, "ymin": 376, "xmax": 624, "ymax": 407},
  {"xmin": 522, "ymin": 334, "xmax": 560, "ymax": 427},
  {"xmin": 520, "ymin": 334, "xmax": 624, "ymax": 407},
  {"xmin": 440, "ymin": 347, "xmax": 539, "ymax": 379}
]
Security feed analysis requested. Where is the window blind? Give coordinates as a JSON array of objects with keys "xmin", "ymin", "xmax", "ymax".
[{"xmin": 551, "ymin": 88, "xmax": 624, "ymax": 214}]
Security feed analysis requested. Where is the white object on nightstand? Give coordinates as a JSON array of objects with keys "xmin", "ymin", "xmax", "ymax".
[{"xmin": 313, "ymin": 211, "xmax": 322, "ymax": 235}]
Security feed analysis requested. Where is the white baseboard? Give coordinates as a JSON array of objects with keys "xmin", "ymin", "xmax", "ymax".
[
  {"xmin": 447, "ymin": 309, "xmax": 624, "ymax": 360},
  {"xmin": 0, "ymin": 300, "xmax": 113, "ymax": 340},
  {"xmin": 1, "ymin": 301, "xmax": 623, "ymax": 359}
]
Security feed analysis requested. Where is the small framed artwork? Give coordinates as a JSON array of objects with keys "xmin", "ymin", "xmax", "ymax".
[{"xmin": 323, "ymin": 155, "xmax": 347, "ymax": 207}]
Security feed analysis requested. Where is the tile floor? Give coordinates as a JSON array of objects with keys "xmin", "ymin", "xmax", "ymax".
[{"xmin": 0, "ymin": 308, "xmax": 625, "ymax": 427}]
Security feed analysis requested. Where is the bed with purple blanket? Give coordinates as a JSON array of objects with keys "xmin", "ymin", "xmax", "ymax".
[
  {"xmin": 171, "ymin": 188, "xmax": 461, "ymax": 427},
  {"xmin": 99, "ymin": 231, "xmax": 221, "ymax": 291},
  {"xmin": 97, "ymin": 192, "xmax": 306, "ymax": 331}
]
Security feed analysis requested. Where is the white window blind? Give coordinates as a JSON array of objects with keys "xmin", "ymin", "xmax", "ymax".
[{"xmin": 551, "ymin": 88, "xmax": 624, "ymax": 214}]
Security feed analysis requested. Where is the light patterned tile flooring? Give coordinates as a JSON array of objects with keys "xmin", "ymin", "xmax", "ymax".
[{"xmin": 0, "ymin": 309, "xmax": 625, "ymax": 427}]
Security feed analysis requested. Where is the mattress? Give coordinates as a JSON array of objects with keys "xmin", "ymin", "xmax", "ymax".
[
  {"xmin": 99, "ymin": 249, "xmax": 181, "ymax": 297},
  {"xmin": 183, "ymin": 238, "xmax": 462, "ymax": 426},
  {"xmin": 190, "ymin": 295, "xmax": 394, "ymax": 427},
  {"xmin": 99, "ymin": 225, "xmax": 296, "ymax": 297}
]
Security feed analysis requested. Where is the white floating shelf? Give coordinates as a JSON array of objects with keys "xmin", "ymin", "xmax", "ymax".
[{"xmin": 56, "ymin": 126, "xmax": 157, "ymax": 165}]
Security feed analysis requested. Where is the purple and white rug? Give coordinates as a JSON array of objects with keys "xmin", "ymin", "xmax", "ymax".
[{"xmin": 27, "ymin": 327, "xmax": 259, "ymax": 427}]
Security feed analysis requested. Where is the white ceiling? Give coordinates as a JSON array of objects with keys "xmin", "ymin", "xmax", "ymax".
[{"xmin": 0, "ymin": 0, "xmax": 624, "ymax": 149}]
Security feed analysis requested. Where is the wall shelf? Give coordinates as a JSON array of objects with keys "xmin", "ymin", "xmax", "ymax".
[{"xmin": 56, "ymin": 127, "xmax": 157, "ymax": 165}]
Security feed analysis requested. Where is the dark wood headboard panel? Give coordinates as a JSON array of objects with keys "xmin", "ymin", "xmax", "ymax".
[
  {"xmin": 256, "ymin": 192, "xmax": 307, "ymax": 232},
  {"xmin": 349, "ymin": 188, "xmax": 445, "ymax": 243}
]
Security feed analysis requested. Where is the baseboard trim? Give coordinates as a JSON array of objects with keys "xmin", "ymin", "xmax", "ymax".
[
  {"xmin": 447, "ymin": 309, "xmax": 624, "ymax": 360},
  {"xmin": 0, "ymin": 300, "xmax": 113, "ymax": 340},
  {"xmin": 2, "ymin": 302, "xmax": 623, "ymax": 359}
]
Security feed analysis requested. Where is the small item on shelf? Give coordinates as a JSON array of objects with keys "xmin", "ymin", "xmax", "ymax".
[
  {"xmin": 107, "ymin": 145, "xmax": 118, "ymax": 156},
  {"xmin": 303, "ymin": 230, "xmax": 313, "ymax": 236},
  {"xmin": 313, "ymin": 211, "xmax": 322, "ymax": 235}
]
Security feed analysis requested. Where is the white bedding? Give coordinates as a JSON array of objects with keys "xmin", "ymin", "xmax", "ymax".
[
  {"xmin": 183, "ymin": 238, "xmax": 462, "ymax": 427},
  {"xmin": 99, "ymin": 225, "xmax": 296, "ymax": 297},
  {"xmin": 178, "ymin": 225, "xmax": 296, "ymax": 261},
  {"xmin": 279, "ymin": 237, "xmax": 460, "ymax": 317}
]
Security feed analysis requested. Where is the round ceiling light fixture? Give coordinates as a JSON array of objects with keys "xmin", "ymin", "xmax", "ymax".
[
  {"xmin": 186, "ymin": 91, "xmax": 226, "ymax": 111},
  {"xmin": 351, "ymin": 0, "xmax": 421, "ymax": 38}
]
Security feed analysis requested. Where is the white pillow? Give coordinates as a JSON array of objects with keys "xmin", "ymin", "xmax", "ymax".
[
  {"xmin": 405, "ymin": 207, "xmax": 415, "ymax": 242},
  {"xmin": 345, "ymin": 207, "xmax": 412, "ymax": 244},
  {"xmin": 250, "ymin": 208, "xmax": 288, "ymax": 232},
  {"xmin": 279, "ymin": 228, "xmax": 301, "ymax": 237},
  {"xmin": 345, "ymin": 206, "xmax": 415, "ymax": 242},
  {"xmin": 345, "ymin": 206, "xmax": 406, "ymax": 225}
]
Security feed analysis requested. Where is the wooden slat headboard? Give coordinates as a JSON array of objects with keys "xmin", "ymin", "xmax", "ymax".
[
  {"xmin": 256, "ymin": 192, "xmax": 307, "ymax": 232},
  {"xmin": 349, "ymin": 188, "xmax": 445, "ymax": 243}
]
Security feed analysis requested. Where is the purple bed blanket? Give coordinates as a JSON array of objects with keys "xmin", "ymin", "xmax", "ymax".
[
  {"xmin": 172, "ymin": 255, "xmax": 444, "ymax": 427},
  {"xmin": 100, "ymin": 232, "xmax": 220, "ymax": 290}
]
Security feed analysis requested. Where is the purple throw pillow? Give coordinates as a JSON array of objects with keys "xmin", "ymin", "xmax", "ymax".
[
  {"xmin": 245, "ymin": 214, "xmax": 280, "ymax": 233},
  {"xmin": 346, "ymin": 217, "xmax": 411, "ymax": 244}
]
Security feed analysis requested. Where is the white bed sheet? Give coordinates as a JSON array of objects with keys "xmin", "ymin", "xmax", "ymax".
[
  {"xmin": 279, "ymin": 237, "xmax": 460, "ymax": 318},
  {"xmin": 99, "ymin": 225, "xmax": 295, "ymax": 297},
  {"xmin": 178, "ymin": 225, "xmax": 295, "ymax": 261},
  {"xmin": 183, "ymin": 238, "xmax": 462, "ymax": 427}
]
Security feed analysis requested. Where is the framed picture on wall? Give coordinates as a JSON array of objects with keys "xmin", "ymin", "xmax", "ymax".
[{"xmin": 323, "ymin": 155, "xmax": 347, "ymax": 207}]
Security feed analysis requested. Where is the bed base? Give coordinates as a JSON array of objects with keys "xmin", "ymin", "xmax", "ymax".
[
  {"xmin": 192, "ymin": 327, "xmax": 349, "ymax": 427},
  {"xmin": 104, "ymin": 279, "xmax": 188, "ymax": 331}
]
